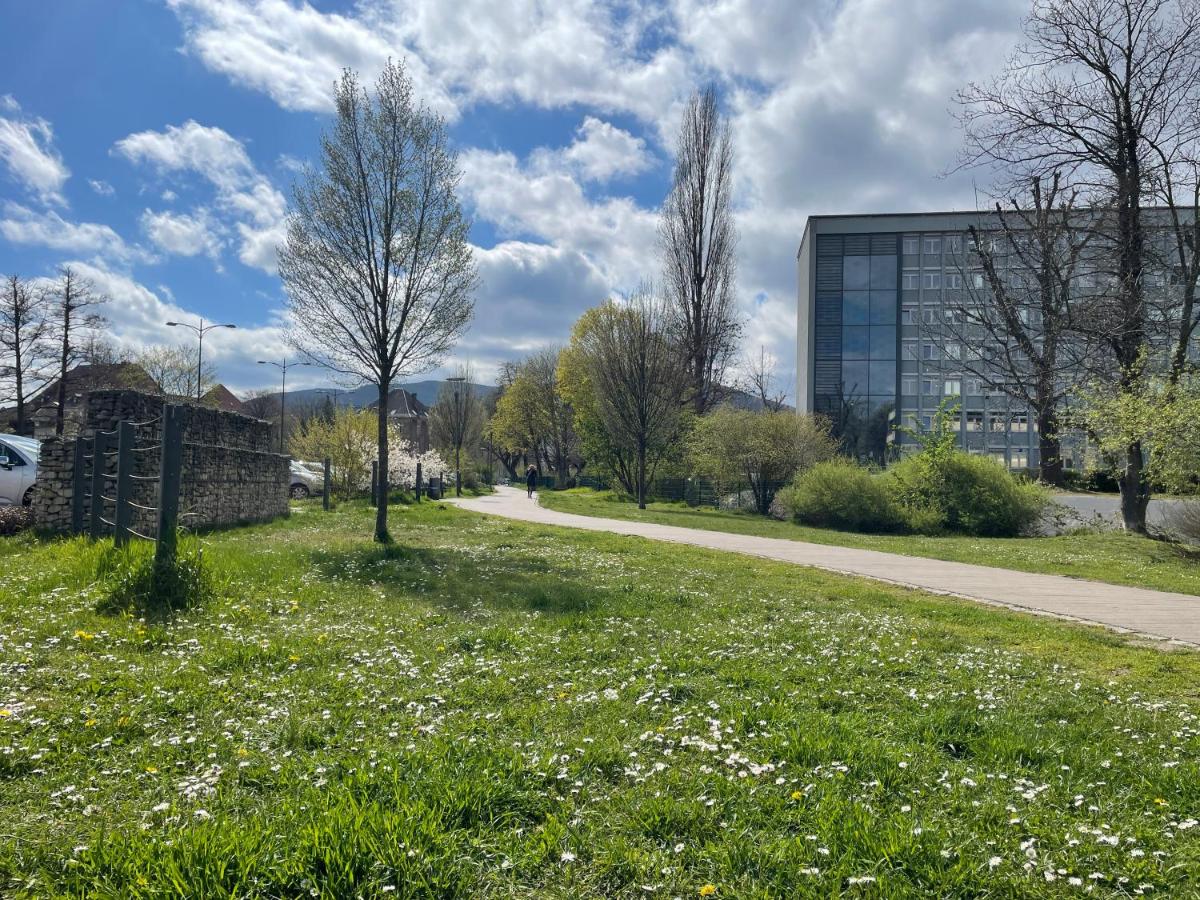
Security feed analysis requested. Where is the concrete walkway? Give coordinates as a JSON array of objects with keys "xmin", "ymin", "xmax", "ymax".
[{"xmin": 450, "ymin": 486, "xmax": 1200, "ymax": 647}]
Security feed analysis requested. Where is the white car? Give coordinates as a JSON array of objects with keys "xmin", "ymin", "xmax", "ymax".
[
  {"xmin": 0, "ymin": 435, "xmax": 39, "ymax": 506},
  {"xmin": 290, "ymin": 460, "xmax": 325, "ymax": 499}
]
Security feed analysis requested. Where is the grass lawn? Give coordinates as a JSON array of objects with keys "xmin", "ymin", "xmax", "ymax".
[
  {"xmin": 3, "ymin": 500, "xmax": 1200, "ymax": 897},
  {"xmin": 540, "ymin": 488, "xmax": 1200, "ymax": 597}
]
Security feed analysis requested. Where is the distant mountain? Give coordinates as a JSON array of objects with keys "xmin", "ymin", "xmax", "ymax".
[{"xmin": 267, "ymin": 380, "xmax": 497, "ymax": 410}]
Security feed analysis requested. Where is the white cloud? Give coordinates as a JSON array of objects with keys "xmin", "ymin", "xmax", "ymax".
[
  {"xmin": 460, "ymin": 146, "xmax": 659, "ymax": 290},
  {"xmin": 88, "ymin": 179, "xmax": 115, "ymax": 196},
  {"xmin": 0, "ymin": 98, "xmax": 70, "ymax": 204},
  {"xmin": 0, "ymin": 203, "xmax": 141, "ymax": 264},
  {"xmin": 554, "ymin": 117, "xmax": 653, "ymax": 183},
  {"xmin": 114, "ymin": 120, "xmax": 287, "ymax": 273},
  {"xmin": 141, "ymin": 207, "xmax": 224, "ymax": 261},
  {"xmin": 165, "ymin": 0, "xmax": 694, "ymax": 123}
]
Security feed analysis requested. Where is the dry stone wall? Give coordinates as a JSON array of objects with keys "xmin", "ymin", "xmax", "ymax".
[{"xmin": 33, "ymin": 390, "xmax": 289, "ymax": 534}]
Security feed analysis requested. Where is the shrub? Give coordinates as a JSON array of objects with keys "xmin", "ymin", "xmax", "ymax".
[
  {"xmin": 776, "ymin": 460, "xmax": 904, "ymax": 532},
  {"xmin": 887, "ymin": 451, "xmax": 1050, "ymax": 537},
  {"xmin": 0, "ymin": 505, "xmax": 33, "ymax": 536},
  {"xmin": 96, "ymin": 542, "xmax": 213, "ymax": 618}
]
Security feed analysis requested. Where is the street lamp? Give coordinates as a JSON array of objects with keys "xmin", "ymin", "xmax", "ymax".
[
  {"xmin": 257, "ymin": 357, "xmax": 311, "ymax": 454},
  {"xmin": 166, "ymin": 318, "xmax": 236, "ymax": 402},
  {"xmin": 446, "ymin": 375, "xmax": 466, "ymax": 497}
]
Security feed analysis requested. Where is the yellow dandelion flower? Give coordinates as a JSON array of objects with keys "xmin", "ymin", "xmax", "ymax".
[
  {"xmin": 145, "ymin": 766, "xmax": 158, "ymax": 774},
  {"xmin": 236, "ymin": 748, "xmax": 250, "ymax": 758},
  {"xmin": 1154, "ymin": 797, "xmax": 1169, "ymax": 806},
  {"xmin": 0, "ymin": 709, "xmax": 12, "ymax": 718},
  {"xmin": 288, "ymin": 654, "xmax": 301, "ymax": 662},
  {"xmin": 84, "ymin": 718, "xmax": 97, "ymax": 727},
  {"xmin": 790, "ymin": 790, "xmax": 803, "ymax": 801},
  {"xmin": 117, "ymin": 716, "xmax": 130, "ymax": 726},
  {"xmin": 699, "ymin": 885, "xmax": 717, "ymax": 897},
  {"xmin": 74, "ymin": 629, "xmax": 94, "ymax": 642}
]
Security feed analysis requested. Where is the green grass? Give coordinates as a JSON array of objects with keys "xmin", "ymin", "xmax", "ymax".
[
  {"xmin": 540, "ymin": 488, "xmax": 1200, "ymax": 597},
  {"xmin": 3, "ymin": 499, "xmax": 1200, "ymax": 897}
]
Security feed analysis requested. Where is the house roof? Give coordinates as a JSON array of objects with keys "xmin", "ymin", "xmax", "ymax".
[
  {"xmin": 32, "ymin": 362, "xmax": 159, "ymax": 405},
  {"xmin": 367, "ymin": 389, "xmax": 428, "ymax": 418},
  {"xmin": 202, "ymin": 384, "xmax": 245, "ymax": 413}
]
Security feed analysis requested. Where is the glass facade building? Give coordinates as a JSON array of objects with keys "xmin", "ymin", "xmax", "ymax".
[{"xmin": 797, "ymin": 212, "xmax": 1068, "ymax": 470}]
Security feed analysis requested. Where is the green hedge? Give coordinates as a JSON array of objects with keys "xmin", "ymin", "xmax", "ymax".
[{"xmin": 775, "ymin": 460, "xmax": 904, "ymax": 532}]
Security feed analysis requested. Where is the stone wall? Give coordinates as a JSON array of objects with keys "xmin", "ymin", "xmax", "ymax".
[{"xmin": 33, "ymin": 390, "xmax": 290, "ymax": 534}]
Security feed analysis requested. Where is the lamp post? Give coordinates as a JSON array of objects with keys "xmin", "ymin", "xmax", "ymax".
[
  {"xmin": 257, "ymin": 357, "xmax": 311, "ymax": 454},
  {"xmin": 166, "ymin": 318, "xmax": 236, "ymax": 401},
  {"xmin": 446, "ymin": 375, "xmax": 465, "ymax": 496}
]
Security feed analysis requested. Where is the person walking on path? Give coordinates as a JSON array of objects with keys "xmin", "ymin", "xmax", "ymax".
[{"xmin": 526, "ymin": 464, "xmax": 538, "ymax": 499}]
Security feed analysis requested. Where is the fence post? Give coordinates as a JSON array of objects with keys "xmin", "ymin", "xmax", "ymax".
[
  {"xmin": 89, "ymin": 430, "xmax": 112, "ymax": 539},
  {"xmin": 322, "ymin": 457, "xmax": 331, "ymax": 511},
  {"xmin": 371, "ymin": 461, "xmax": 378, "ymax": 506},
  {"xmin": 70, "ymin": 439, "xmax": 87, "ymax": 534},
  {"xmin": 113, "ymin": 421, "xmax": 134, "ymax": 548},
  {"xmin": 415, "ymin": 461, "xmax": 422, "ymax": 503},
  {"xmin": 155, "ymin": 404, "xmax": 184, "ymax": 568}
]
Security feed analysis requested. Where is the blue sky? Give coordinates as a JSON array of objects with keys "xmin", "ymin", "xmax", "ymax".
[{"xmin": 0, "ymin": 0, "xmax": 1025, "ymax": 396}]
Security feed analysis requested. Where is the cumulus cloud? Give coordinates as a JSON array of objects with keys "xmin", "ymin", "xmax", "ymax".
[
  {"xmin": 165, "ymin": 0, "xmax": 693, "ymax": 122},
  {"xmin": 554, "ymin": 117, "xmax": 654, "ymax": 183},
  {"xmin": 141, "ymin": 207, "xmax": 224, "ymax": 262},
  {"xmin": 0, "ymin": 96, "xmax": 71, "ymax": 204},
  {"xmin": 114, "ymin": 120, "xmax": 287, "ymax": 273},
  {"xmin": 0, "ymin": 203, "xmax": 142, "ymax": 264}
]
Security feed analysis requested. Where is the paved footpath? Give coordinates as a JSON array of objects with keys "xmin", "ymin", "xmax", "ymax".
[{"xmin": 450, "ymin": 486, "xmax": 1200, "ymax": 647}]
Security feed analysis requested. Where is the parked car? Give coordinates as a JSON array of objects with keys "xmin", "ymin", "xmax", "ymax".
[
  {"xmin": 0, "ymin": 435, "xmax": 40, "ymax": 506},
  {"xmin": 289, "ymin": 460, "xmax": 325, "ymax": 499}
]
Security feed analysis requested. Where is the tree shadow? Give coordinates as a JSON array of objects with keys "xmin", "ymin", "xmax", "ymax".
[{"xmin": 307, "ymin": 541, "xmax": 610, "ymax": 617}]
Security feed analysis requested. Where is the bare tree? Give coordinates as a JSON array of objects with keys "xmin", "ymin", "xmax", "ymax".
[
  {"xmin": 937, "ymin": 174, "xmax": 1100, "ymax": 485},
  {"xmin": 576, "ymin": 288, "xmax": 688, "ymax": 509},
  {"xmin": 430, "ymin": 364, "xmax": 482, "ymax": 496},
  {"xmin": 280, "ymin": 61, "xmax": 476, "ymax": 542},
  {"xmin": 1152, "ymin": 154, "xmax": 1200, "ymax": 384},
  {"xmin": 0, "ymin": 275, "xmax": 53, "ymax": 433},
  {"xmin": 957, "ymin": 0, "xmax": 1200, "ymax": 532},
  {"xmin": 660, "ymin": 85, "xmax": 741, "ymax": 414},
  {"xmin": 136, "ymin": 343, "xmax": 217, "ymax": 399},
  {"xmin": 48, "ymin": 267, "xmax": 108, "ymax": 436},
  {"xmin": 742, "ymin": 345, "xmax": 789, "ymax": 412}
]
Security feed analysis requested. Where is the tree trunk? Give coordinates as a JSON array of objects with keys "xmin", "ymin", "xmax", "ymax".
[
  {"xmin": 375, "ymin": 380, "xmax": 391, "ymax": 543},
  {"xmin": 55, "ymin": 305, "xmax": 70, "ymax": 437},
  {"xmin": 1118, "ymin": 441, "xmax": 1150, "ymax": 535},
  {"xmin": 637, "ymin": 443, "xmax": 647, "ymax": 509},
  {"xmin": 1036, "ymin": 409, "xmax": 1063, "ymax": 487}
]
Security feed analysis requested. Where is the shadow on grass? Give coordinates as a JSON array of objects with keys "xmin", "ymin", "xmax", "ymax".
[{"xmin": 307, "ymin": 541, "xmax": 611, "ymax": 617}]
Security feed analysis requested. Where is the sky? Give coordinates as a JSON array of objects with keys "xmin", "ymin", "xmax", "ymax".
[{"xmin": 0, "ymin": 0, "xmax": 1027, "ymax": 398}]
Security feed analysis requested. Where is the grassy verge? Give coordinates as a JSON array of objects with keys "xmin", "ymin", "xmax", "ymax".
[
  {"xmin": 540, "ymin": 488, "xmax": 1200, "ymax": 597},
  {"xmin": 3, "ymin": 502, "xmax": 1200, "ymax": 897}
]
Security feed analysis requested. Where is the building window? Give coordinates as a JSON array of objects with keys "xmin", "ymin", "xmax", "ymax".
[
  {"xmin": 1011, "ymin": 448, "xmax": 1029, "ymax": 469},
  {"xmin": 921, "ymin": 343, "xmax": 938, "ymax": 361},
  {"xmin": 945, "ymin": 234, "xmax": 963, "ymax": 253},
  {"xmin": 921, "ymin": 377, "xmax": 938, "ymax": 395},
  {"xmin": 923, "ymin": 236, "xmax": 941, "ymax": 255},
  {"xmin": 922, "ymin": 271, "xmax": 942, "ymax": 290},
  {"xmin": 903, "ymin": 236, "xmax": 919, "ymax": 255},
  {"xmin": 945, "ymin": 272, "xmax": 962, "ymax": 290},
  {"xmin": 901, "ymin": 307, "xmax": 916, "ymax": 325},
  {"xmin": 1011, "ymin": 414, "xmax": 1029, "ymax": 433},
  {"xmin": 945, "ymin": 343, "xmax": 962, "ymax": 360},
  {"xmin": 966, "ymin": 378, "xmax": 985, "ymax": 395},
  {"xmin": 902, "ymin": 270, "xmax": 920, "ymax": 290},
  {"xmin": 902, "ymin": 340, "xmax": 918, "ymax": 360},
  {"xmin": 971, "ymin": 272, "xmax": 985, "ymax": 289},
  {"xmin": 966, "ymin": 411, "xmax": 983, "ymax": 432},
  {"xmin": 944, "ymin": 379, "xmax": 961, "ymax": 396},
  {"xmin": 901, "ymin": 377, "xmax": 917, "ymax": 394},
  {"xmin": 921, "ymin": 307, "xmax": 939, "ymax": 325},
  {"xmin": 989, "ymin": 413, "xmax": 1007, "ymax": 433}
]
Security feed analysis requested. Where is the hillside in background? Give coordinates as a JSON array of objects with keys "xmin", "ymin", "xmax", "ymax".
[{"xmin": 267, "ymin": 380, "xmax": 498, "ymax": 410}]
